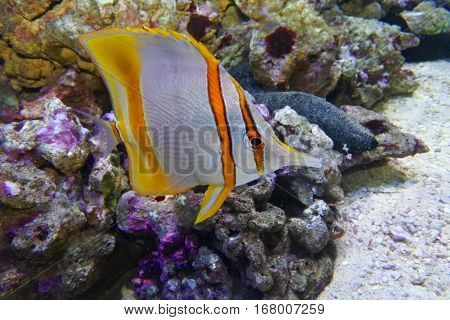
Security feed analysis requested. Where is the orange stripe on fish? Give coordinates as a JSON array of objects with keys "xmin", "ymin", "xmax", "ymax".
[
  {"xmin": 179, "ymin": 32, "xmax": 236, "ymax": 186},
  {"xmin": 230, "ymin": 77, "xmax": 265, "ymax": 174},
  {"xmin": 206, "ymin": 64, "xmax": 236, "ymax": 186},
  {"xmin": 109, "ymin": 121, "xmax": 121, "ymax": 142}
]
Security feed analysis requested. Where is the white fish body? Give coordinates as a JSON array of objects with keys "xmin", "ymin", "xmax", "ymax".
[{"xmin": 79, "ymin": 27, "xmax": 321, "ymax": 224}]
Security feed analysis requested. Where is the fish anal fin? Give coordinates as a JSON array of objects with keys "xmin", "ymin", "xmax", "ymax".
[{"xmin": 195, "ymin": 185, "xmax": 232, "ymax": 224}]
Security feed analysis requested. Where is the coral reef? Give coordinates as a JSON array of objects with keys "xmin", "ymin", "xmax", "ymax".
[
  {"xmin": 339, "ymin": 104, "xmax": 429, "ymax": 168},
  {"xmin": 0, "ymin": 64, "xmax": 428, "ymax": 299},
  {"xmin": 0, "ymin": 153, "xmax": 57, "ymax": 209},
  {"xmin": 0, "ymin": 0, "xmax": 228, "ymax": 90},
  {"xmin": 117, "ymin": 190, "xmax": 231, "ymax": 299},
  {"xmin": 269, "ymin": 106, "xmax": 345, "ymax": 205},
  {"xmin": 0, "ymin": 78, "xmax": 125, "ymax": 298},
  {"xmin": 1, "ymin": 0, "xmax": 420, "ymax": 108},
  {"xmin": 0, "ymin": 69, "xmax": 19, "ymax": 111},
  {"xmin": 116, "ymin": 178, "xmax": 336, "ymax": 299},
  {"xmin": 0, "ymin": 97, "xmax": 90, "ymax": 173},
  {"xmin": 0, "ymin": 0, "xmax": 433, "ymax": 300},
  {"xmin": 246, "ymin": 0, "xmax": 340, "ymax": 97},
  {"xmin": 338, "ymin": 0, "xmax": 408, "ymax": 19},
  {"xmin": 325, "ymin": 13, "xmax": 419, "ymax": 108},
  {"xmin": 206, "ymin": 181, "xmax": 337, "ymax": 299},
  {"xmin": 35, "ymin": 98, "xmax": 90, "ymax": 173},
  {"xmin": 400, "ymin": 2, "xmax": 450, "ymax": 35},
  {"xmin": 227, "ymin": 1, "xmax": 419, "ymax": 107}
]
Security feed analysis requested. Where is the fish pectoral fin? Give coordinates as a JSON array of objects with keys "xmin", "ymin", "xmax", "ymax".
[
  {"xmin": 73, "ymin": 109, "xmax": 121, "ymax": 157},
  {"xmin": 195, "ymin": 185, "xmax": 232, "ymax": 225}
]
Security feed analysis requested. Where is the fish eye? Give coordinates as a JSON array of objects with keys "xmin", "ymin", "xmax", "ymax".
[
  {"xmin": 243, "ymin": 130, "xmax": 264, "ymax": 150},
  {"xmin": 250, "ymin": 137, "xmax": 264, "ymax": 149}
]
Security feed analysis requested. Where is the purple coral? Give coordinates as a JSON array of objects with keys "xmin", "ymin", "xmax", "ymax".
[
  {"xmin": 132, "ymin": 233, "xmax": 231, "ymax": 300},
  {"xmin": 116, "ymin": 191, "xmax": 231, "ymax": 299},
  {"xmin": 35, "ymin": 98, "xmax": 89, "ymax": 173}
]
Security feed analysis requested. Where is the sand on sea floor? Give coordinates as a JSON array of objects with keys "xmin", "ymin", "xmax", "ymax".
[{"xmin": 319, "ymin": 60, "xmax": 450, "ymax": 299}]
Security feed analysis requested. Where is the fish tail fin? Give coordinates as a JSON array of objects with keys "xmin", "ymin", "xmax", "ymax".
[
  {"xmin": 74, "ymin": 109, "xmax": 121, "ymax": 157},
  {"xmin": 195, "ymin": 185, "xmax": 232, "ymax": 225}
]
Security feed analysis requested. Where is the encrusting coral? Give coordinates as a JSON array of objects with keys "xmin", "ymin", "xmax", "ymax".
[
  {"xmin": 325, "ymin": 12, "xmax": 420, "ymax": 108},
  {"xmin": 400, "ymin": 2, "xmax": 450, "ymax": 36}
]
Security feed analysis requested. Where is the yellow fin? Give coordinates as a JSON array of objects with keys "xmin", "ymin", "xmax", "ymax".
[
  {"xmin": 195, "ymin": 185, "xmax": 232, "ymax": 224},
  {"xmin": 79, "ymin": 28, "xmax": 192, "ymax": 195}
]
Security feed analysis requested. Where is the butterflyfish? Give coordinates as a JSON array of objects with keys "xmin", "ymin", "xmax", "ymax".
[{"xmin": 79, "ymin": 27, "xmax": 321, "ymax": 224}]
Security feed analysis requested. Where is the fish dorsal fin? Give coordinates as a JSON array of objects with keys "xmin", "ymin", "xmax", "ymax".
[{"xmin": 142, "ymin": 26, "xmax": 219, "ymax": 65}]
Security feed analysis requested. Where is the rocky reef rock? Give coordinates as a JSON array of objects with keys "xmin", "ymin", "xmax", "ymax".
[
  {"xmin": 0, "ymin": 69, "xmax": 19, "ymax": 111},
  {"xmin": 35, "ymin": 98, "xmax": 90, "ymax": 173},
  {"xmin": 228, "ymin": 1, "xmax": 419, "ymax": 107},
  {"xmin": 269, "ymin": 106, "xmax": 345, "ymax": 204},
  {"xmin": 400, "ymin": 2, "xmax": 450, "ymax": 36},
  {"xmin": 0, "ymin": 0, "xmax": 232, "ymax": 90},
  {"xmin": 339, "ymin": 104, "xmax": 429, "ymax": 168},
  {"xmin": 117, "ymin": 190, "xmax": 232, "ymax": 299},
  {"xmin": 0, "ymin": 91, "xmax": 119, "ymax": 299},
  {"xmin": 0, "ymin": 61, "xmax": 429, "ymax": 299},
  {"xmin": 0, "ymin": 153, "xmax": 57, "ymax": 209},
  {"xmin": 115, "ymin": 177, "xmax": 336, "ymax": 299},
  {"xmin": 0, "ymin": 225, "xmax": 116, "ymax": 299},
  {"xmin": 207, "ymin": 179, "xmax": 336, "ymax": 299},
  {"xmin": 338, "ymin": 0, "xmax": 406, "ymax": 19},
  {"xmin": 1, "ymin": 97, "xmax": 90, "ymax": 173},
  {"xmin": 1, "ymin": 0, "xmax": 421, "ymax": 109},
  {"xmin": 326, "ymin": 13, "xmax": 419, "ymax": 108},
  {"xmin": 83, "ymin": 151, "xmax": 130, "ymax": 231},
  {"xmin": 10, "ymin": 191, "xmax": 87, "ymax": 260},
  {"xmin": 246, "ymin": 0, "xmax": 340, "ymax": 97}
]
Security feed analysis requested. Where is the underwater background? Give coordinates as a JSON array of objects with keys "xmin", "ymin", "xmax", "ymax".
[{"xmin": 0, "ymin": 0, "xmax": 448, "ymax": 299}]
